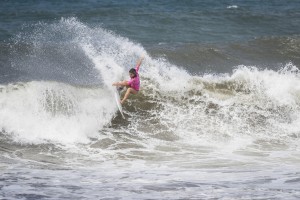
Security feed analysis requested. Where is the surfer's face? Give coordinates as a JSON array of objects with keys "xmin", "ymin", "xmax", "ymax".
[{"xmin": 129, "ymin": 72, "xmax": 135, "ymax": 78}]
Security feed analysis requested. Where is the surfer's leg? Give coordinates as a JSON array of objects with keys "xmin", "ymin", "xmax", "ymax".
[{"xmin": 121, "ymin": 88, "xmax": 137, "ymax": 104}]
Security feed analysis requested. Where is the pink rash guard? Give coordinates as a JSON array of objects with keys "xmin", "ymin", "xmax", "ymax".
[{"xmin": 127, "ymin": 65, "xmax": 140, "ymax": 91}]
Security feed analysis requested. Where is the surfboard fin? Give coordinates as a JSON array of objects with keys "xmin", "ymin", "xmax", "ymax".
[{"xmin": 117, "ymin": 86, "xmax": 124, "ymax": 94}]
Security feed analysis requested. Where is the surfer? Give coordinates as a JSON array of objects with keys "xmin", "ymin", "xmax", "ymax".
[{"xmin": 112, "ymin": 56, "xmax": 144, "ymax": 104}]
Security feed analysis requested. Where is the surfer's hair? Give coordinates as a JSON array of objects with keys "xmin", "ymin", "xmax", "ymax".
[{"xmin": 129, "ymin": 68, "xmax": 137, "ymax": 77}]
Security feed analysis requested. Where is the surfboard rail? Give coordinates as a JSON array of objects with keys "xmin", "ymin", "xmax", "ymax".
[{"xmin": 114, "ymin": 88, "xmax": 125, "ymax": 119}]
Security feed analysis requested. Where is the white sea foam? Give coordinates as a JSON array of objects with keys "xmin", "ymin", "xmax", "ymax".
[
  {"xmin": 227, "ymin": 5, "xmax": 238, "ymax": 9},
  {"xmin": 0, "ymin": 82, "xmax": 115, "ymax": 144},
  {"xmin": 143, "ymin": 62, "xmax": 300, "ymax": 151}
]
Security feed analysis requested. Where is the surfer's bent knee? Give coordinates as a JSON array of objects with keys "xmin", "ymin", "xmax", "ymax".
[{"xmin": 129, "ymin": 87, "xmax": 138, "ymax": 94}]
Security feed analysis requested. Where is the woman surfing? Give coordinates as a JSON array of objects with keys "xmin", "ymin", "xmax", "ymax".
[{"xmin": 112, "ymin": 56, "xmax": 144, "ymax": 104}]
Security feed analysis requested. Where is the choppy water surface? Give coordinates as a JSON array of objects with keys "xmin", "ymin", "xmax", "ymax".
[{"xmin": 1, "ymin": 1, "xmax": 300, "ymax": 199}]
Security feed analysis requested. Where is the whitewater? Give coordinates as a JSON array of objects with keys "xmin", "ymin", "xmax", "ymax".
[{"xmin": 1, "ymin": 18, "xmax": 300, "ymax": 199}]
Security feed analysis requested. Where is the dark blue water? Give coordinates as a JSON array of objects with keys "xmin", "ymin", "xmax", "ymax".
[{"xmin": 1, "ymin": 0, "xmax": 300, "ymax": 44}]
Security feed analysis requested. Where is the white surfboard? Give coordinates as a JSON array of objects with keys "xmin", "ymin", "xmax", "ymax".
[{"xmin": 114, "ymin": 88, "xmax": 125, "ymax": 119}]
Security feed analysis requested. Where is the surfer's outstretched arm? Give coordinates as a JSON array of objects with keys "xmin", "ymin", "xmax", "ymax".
[
  {"xmin": 112, "ymin": 81, "xmax": 129, "ymax": 87},
  {"xmin": 135, "ymin": 56, "xmax": 144, "ymax": 72}
]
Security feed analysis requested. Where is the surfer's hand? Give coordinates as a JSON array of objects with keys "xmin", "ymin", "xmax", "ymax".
[{"xmin": 136, "ymin": 56, "xmax": 145, "ymax": 69}]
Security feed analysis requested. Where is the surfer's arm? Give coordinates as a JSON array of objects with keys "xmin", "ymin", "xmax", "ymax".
[
  {"xmin": 135, "ymin": 56, "xmax": 144, "ymax": 72},
  {"xmin": 112, "ymin": 81, "xmax": 129, "ymax": 87}
]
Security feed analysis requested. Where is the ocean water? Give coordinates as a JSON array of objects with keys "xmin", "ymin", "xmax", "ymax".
[{"xmin": 1, "ymin": 1, "xmax": 300, "ymax": 199}]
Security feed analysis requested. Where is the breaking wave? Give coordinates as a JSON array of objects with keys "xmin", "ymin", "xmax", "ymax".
[{"xmin": 1, "ymin": 18, "xmax": 299, "ymax": 152}]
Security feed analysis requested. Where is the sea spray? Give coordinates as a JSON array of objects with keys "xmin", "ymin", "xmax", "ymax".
[
  {"xmin": 1, "ymin": 18, "xmax": 148, "ymax": 144},
  {"xmin": 1, "ymin": 18, "xmax": 299, "ymax": 152}
]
